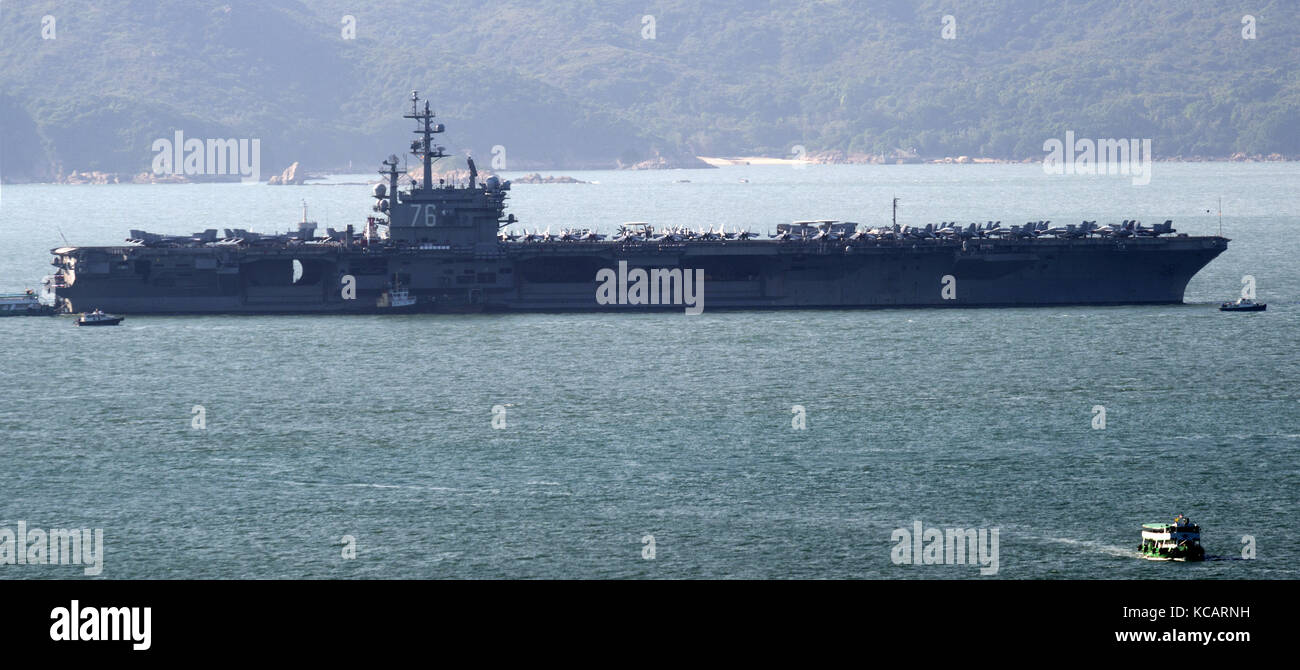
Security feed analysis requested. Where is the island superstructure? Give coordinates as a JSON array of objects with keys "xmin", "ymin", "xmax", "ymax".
[{"xmin": 48, "ymin": 92, "xmax": 1229, "ymax": 314}]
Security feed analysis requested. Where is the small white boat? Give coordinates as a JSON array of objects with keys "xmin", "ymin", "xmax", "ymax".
[
  {"xmin": 388, "ymin": 288, "xmax": 416, "ymax": 307},
  {"xmin": 378, "ymin": 287, "xmax": 417, "ymax": 309}
]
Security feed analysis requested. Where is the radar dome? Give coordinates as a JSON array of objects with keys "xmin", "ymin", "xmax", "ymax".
[{"xmin": 372, "ymin": 183, "xmax": 387, "ymax": 197}]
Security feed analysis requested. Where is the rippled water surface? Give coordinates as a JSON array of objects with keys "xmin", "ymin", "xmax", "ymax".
[{"xmin": 1, "ymin": 163, "xmax": 1296, "ymax": 578}]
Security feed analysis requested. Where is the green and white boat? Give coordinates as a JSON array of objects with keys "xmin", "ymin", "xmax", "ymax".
[{"xmin": 1138, "ymin": 515, "xmax": 1205, "ymax": 561}]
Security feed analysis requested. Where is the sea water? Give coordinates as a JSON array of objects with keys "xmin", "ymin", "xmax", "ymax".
[{"xmin": 0, "ymin": 162, "xmax": 1295, "ymax": 578}]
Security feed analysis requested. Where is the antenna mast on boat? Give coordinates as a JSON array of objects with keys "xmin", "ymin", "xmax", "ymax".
[
  {"xmin": 892, "ymin": 196, "xmax": 899, "ymax": 227},
  {"xmin": 1218, "ymin": 196, "xmax": 1222, "ymax": 237},
  {"xmin": 404, "ymin": 90, "xmax": 445, "ymax": 193}
]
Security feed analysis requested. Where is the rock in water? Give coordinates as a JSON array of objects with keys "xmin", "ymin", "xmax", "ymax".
[{"xmin": 268, "ymin": 162, "xmax": 304, "ymax": 185}]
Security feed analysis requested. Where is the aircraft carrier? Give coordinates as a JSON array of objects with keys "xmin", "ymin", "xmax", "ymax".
[{"xmin": 49, "ymin": 93, "xmax": 1229, "ymax": 314}]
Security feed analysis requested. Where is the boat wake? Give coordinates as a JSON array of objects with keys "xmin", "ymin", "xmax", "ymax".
[{"xmin": 1036, "ymin": 536, "xmax": 1133, "ymax": 558}]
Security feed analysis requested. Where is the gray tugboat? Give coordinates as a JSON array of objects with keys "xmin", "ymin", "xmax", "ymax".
[{"xmin": 49, "ymin": 92, "xmax": 1229, "ymax": 315}]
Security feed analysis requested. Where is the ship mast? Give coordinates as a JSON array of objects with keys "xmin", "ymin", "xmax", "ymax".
[{"xmin": 404, "ymin": 91, "xmax": 445, "ymax": 193}]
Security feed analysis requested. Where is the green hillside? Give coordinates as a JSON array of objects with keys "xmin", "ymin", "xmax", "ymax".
[{"xmin": 2, "ymin": 0, "xmax": 1297, "ymax": 180}]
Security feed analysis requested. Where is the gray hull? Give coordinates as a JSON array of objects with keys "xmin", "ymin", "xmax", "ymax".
[{"xmin": 53, "ymin": 236, "xmax": 1228, "ymax": 314}]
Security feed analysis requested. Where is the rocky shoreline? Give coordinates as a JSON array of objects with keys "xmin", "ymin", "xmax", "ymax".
[
  {"xmin": 511, "ymin": 173, "xmax": 587, "ymax": 184},
  {"xmin": 21, "ymin": 151, "xmax": 1296, "ymax": 185},
  {"xmin": 53, "ymin": 170, "xmax": 205, "ymax": 184},
  {"xmin": 616, "ymin": 154, "xmax": 717, "ymax": 170},
  {"xmin": 795, "ymin": 150, "xmax": 1295, "ymax": 165},
  {"xmin": 267, "ymin": 161, "xmax": 324, "ymax": 185}
]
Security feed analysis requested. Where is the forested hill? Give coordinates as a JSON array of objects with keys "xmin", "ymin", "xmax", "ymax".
[{"xmin": 2, "ymin": 0, "xmax": 1297, "ymax": 180}]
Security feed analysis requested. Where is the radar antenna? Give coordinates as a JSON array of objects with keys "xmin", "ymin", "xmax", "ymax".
[
  {"xmin": 378, "ymin": 155, "xmax": 400, "ymax": 222},
  {"xmin": 404, "ymin": 90, "xmax": 446, "ymax": 193}
]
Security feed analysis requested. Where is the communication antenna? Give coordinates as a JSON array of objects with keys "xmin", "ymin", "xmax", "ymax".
[
  {"xmin": 56, "ymin": 225, "xmax": 70, "ymax": 246},
  {"xmin": 1218, "ymin": 196, "xmax": 1223, "ymax": 237},
  {"xmin": 892, "ymin": 196, "xmax": 899, "ymax": 228}
]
